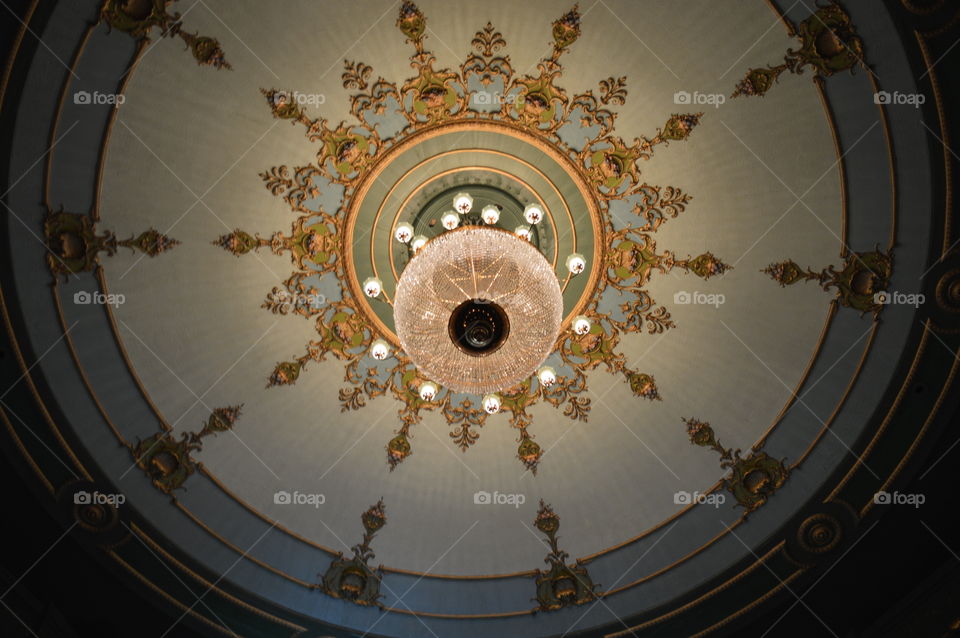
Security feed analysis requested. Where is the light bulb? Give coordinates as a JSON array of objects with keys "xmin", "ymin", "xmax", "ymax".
[
  {"xmin": 566, "ymin": 253, "xmax": 586, "ymax": 275},
  {"xmin": 514, "ymin": 225, "xmax": 531, "ymax": 241},
  {"xmin": 441, "ymin": 211, "xmax": 460, "ymax": 230},
  {"xmin": 370, "ymin": 339, "xmax": 391, "ymax": 360},
  {"xmin": 523, "ymin": 203, "xmax": 545, "ymax": 225},
  {"xmin": 453, "ymin": 192, "xmax": 474, "ymax": 214},
  {"xmin": 482, "ymin": 393, "xmax": 501, "ymax": 414},
  {"xmin": 481, "ymin": 205, "xmax": 500, "ymax": 224},
  {"xmin": 537, "ymin": 366, "xmax": 557, "ymax": 387},
  {"xmin": 573, "ymin": 315, "xmax": 592, "ymax": 335},
  {"xmin": 419, "ymin": 381, "xmax": 438, "ymax": 401},
  {"xmin": 394, "ymin": 222, "xmax": 414, "ymax": 243},
  {"xmin": 363, "ymin": 277, "xmax": 383, "ymax": 298},
  {"xmin": 411, "ymin": 235, "xmax": 428, "ymax": 251}
]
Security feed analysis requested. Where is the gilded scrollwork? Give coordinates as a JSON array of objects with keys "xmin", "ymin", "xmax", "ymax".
[
  {"xmin": 99, "ymin": 0, "xmax": 230, "ymax": 69},
  {"xmin": 763, "ymin": 250, "xmax": 892, "ymax": 316},
  {"xmin": 463, "ymin": 23, "xmax": 513, "ymax": 88},
  {"xmin": 213, "ymin": 216, "xmax": 337, "ymax": 274},
  {"xmin": 732, "ymin": 2, "xmax": 863, "ymax": 98},
  {"xmin": 320, "ymin": 500, "xmax": 387, "ymax": 606},
  {"xmin": 216, "ymin": 2, "xmax": 726, "ymax": 473},
  {"xmin": 44, "ymin": 207, "xmax": 179, "ymax": 278},
  {"xmin": 132, "ymin": 405, "xmax": 242, "ymax": 494},
  {"xmin": 532, "ymin": 500, "xmax": 598, "ymax": 611},
  {"xmin": 683, "ymin": 418, "xmax": 788, "ymax": 515}
]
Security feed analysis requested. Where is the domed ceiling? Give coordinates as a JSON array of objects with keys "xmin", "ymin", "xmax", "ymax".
[{"xmin": 2, "ymin": 0, "xmax": 959, "ymax": 636}]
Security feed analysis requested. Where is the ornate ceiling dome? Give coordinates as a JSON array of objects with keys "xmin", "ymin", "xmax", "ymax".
[
  {"xmin": 394, "ymin": 226, "xmax": 562, "ymax": 394},
  {"xmin": 1, "ymin": 1, "xmax": 958, "ymax": 637}
]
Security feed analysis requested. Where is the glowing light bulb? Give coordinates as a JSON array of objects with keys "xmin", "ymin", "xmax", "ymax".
[
  {"xmin": 573, "ymin": 315, "xmax": 592, "ymax": 335},
  {"xmin": 370, "ymin": 339, "xmax": 391, "ymax": 360},
  {"xmin": 441, "ymin": 211, "xmax": 460, "ymax": 230},
  {"xmin": 566, "ymin": 253, "xmax": 586, "ymax": 275},
  {"xmin": 394, "ymin": 222, "xmax": 414, "ymax": 243},
  {"xmin": 419, "ymin": 381, "xmax": 438, "ymax": 401},
  {"xmin": 523, "ymin": 203, "xmax": 545, "ymax": 225},
  {"xmin": 453, "ymin": 192, "xmax": 474, "ymax": 214},
  {"xmin": 514, "ymin": 225, "xmax": 531, "ymax": 241},
  {"xmin": 363, "ymin": 277, "xmax": 383, "ymax": 298},
  {"xmin": 481, "ymin": 205, "xmax": 500, "ymax": 225},
  {"xmin": 482, "ymin": 393, "xmax": 502, "ymax": 414},
  {"xmin": 537, "ymin": 366, "xmax": 557, "ymax": 387},
  {"xmin": 411, "ymin": 235, "xmax": 428, "ymax": 252}
]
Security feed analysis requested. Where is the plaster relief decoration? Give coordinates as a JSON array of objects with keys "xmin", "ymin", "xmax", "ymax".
[
  {"xmin": 731, "ymin": 0, "xmax": 864, "ymax": 98},
  {"xmin": 215, "ymin": 2, "xmax": 730, "ymax": 473},
  {"xmin": 763, "ymin": 250, "xmax": 893, "ymax": 316},
  {"xmin": 132, "ymin": 405, "xmax": 242, "ymax": 494},
  {"xmin": 44, "ymin": 207, "xmax": 179, "ymax": 278},
  {"xmin": 320, "ymin": 499, "xmax": 387, "ymax": 607},
  {"xmin": 99, "ymin": 0, "xmax": 231, "ymax": 69},
  {"xmin": 684, "ymin": 418, "xmax": 789, "ymax": 515},
  {"xmin": 533, "ymin": 500, "xmax": 597, "ymax": 611}
]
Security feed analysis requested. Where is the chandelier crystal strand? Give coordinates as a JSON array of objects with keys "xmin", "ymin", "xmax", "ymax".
[{"xmin": 394, "ymin": 227, "xmax": 563, "ymax": 394}]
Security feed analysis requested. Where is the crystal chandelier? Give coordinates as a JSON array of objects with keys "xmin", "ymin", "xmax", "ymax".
[{"xmin": 393, "ymin": 224, "xmax": 564, "ymax": 395}]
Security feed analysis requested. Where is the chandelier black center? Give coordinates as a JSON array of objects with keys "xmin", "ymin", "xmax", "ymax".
[{"xmin": 448, "ymin": 299, "xmax": 510, "ymax": 355}]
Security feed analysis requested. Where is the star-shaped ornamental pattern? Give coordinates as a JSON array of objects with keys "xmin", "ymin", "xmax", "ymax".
[{"xmin": 214, "ymin": 2, "xmax": 729, "ymax": 473}]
